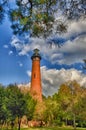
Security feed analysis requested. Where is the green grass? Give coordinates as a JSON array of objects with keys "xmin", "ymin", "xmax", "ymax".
[
  {"xmin": 19, "ymin": 127, "xmax": 86, "ymax": 130},
  {"xmin": 1, "ymin": 127, "xmax": 86, "ymax": 130}
]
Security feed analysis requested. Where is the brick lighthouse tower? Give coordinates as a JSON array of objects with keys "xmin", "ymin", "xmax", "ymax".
[{"xmin": 30, "ymin": 49, "xmax": 42, "ymax": 102}]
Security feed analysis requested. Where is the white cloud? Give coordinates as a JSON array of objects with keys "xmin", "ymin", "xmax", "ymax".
[
  {"xmin": 11, "ymin": 36, "xmax": 23, "ymax": 50},
  {"xmin": 10, "ymin": 19, "xmax": 86, "ymax": 65},
  {"xmin": 54, "ymin": 35, "xmax": 86, "ymax": 65},
  {"xmin": 18, "ymin": 62, "xmax": 23, "ymax": 67},
  {"xmin": 3, "ymin": 45, "xmax": 8, "ymax": 49},
  {"xmin": 19, "ymin": 44, "xmax": 30, "ymax": 56},
  {"xmin": 19, "ymin": 63, "xmax": 23, "ymax": 67},
  {"xmin": 27, "ymin": 66, "xmax": 86, "ymax": 96},
  {"xmin": 26, "ymin": 70, "xmax": 31, "ymax": 77},
  {"xmin": 9, "ymin": 50, "xmax": 13, "ymax": 55},
  {"xmin": 65, "ymin": 19, "xmax": 86, "ymax": 38}
]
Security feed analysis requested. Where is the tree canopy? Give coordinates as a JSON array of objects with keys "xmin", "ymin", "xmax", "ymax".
[
  {"xmin": 0, "ymin": 0, "xmax": 86, "ymax": 37},
  {"xmin": 9, "ymin": 0, "xmax": 86, "ymax": 37},
  {"xmin": 0, "ymin": 84, "xmax": 36, "ymax": 130},
  {"xmin": 0, "ymin": 82, "xmax": 86, "ymax": 129}
]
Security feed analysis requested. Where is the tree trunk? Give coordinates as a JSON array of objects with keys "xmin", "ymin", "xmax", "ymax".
[
  {"xmin": 73, "ymin": 114, "xmax": 76, "ymax": 130},
  {"xmin": 65, "ymin": 118, "xmax": 68, "ymax": 126},
  {"xmin": 18, "ymin": 117, "xmax": 21, "ymax": 130}
]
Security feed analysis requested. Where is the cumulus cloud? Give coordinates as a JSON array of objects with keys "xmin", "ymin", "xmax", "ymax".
[
  {"xmin": 10, "ymin": 19, "xmax": 86, "ymax": 65},
  {"xmin": 55, "ymin": 35, "xmax": 86, "ymax": 65},
  {"xmin": 65, "ymin": 19, "xmax": 86, "ymax": 38},
  {"xmin": 10, "ymin": 34, "xmax": 86, "ymax": 65},
  {"xmin": 27, "ymin": 66, "xmax": 86, "ymax": 96}
]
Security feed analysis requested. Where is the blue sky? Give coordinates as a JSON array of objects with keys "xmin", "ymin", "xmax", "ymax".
[
  {"xmin": 0, "ymin": 1, "xmax": 86, "ymax": 96},
  {"xmin": 0, "ymin": 16, "xmax": 30, "ymax": 85}
]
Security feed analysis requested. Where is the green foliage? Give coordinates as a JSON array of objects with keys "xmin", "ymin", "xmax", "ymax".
[
  {"xmin": 0, "ymin": 0, "xmax": 86, "ymax": 38},
  {"xmin": 55, "ymin": 81, "xmax": 86, "ymax": 128},
  {"xmin": 43, "ymin": 97, "xmax": 59, "ymax": 126},
  {"xmin": 8, "ymin": 0, "xmax": 85, "ymax": 37},
  {"xmin": 8, "ymin": 0, "xmax": 65, "ymax": 37},
  {"xmin": 7, "ymin": 86, "xmax": 25, "ymax": 115},
  {"xmin": 0, "ymin": 85, "xmax": 6, "ymax": 122},
  {"xmin": 0, "ymin": 84, "xmax": 36, "ymax": 130},
  {"xmin": 0, "ymin": 84, "xmax": 11, "ymax": 129},
  {"xmin": 42, "ymin": 81, "xmax": 86, "ymax": 128},
  {"xmin": 0, "ymin": 81, "xmax": 86, "ymax": 129},
  {"xmin": 6, "ymin": 84, "xmax": 28, "ymax": 130},
  {"xmin": 24, "ymin": 93, "xmax": 36, "ymax": 121}
]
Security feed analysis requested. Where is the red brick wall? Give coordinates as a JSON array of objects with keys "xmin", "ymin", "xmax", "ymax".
[{"xmin": 30, "ymin": 57, "xmax": 42, "ymax": 102}]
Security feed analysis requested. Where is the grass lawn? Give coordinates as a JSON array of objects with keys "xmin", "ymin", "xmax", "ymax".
[
  {"xmin": 19, "ymin": 127, "xmax": 86, "ymax": 130},
  {"xmin": 1, "ymin": 127, "xmax": 86, "ymax": 130}
]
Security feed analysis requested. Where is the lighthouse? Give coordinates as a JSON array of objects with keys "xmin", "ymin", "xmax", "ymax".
[{"xmin": 30, "ymin": 49, "xmax": 42, "ymax": 102}]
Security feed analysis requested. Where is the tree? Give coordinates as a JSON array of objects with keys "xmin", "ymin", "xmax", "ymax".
[
  {"xmin": 0, "ymin": 84, "xmax": 9, "ymax": 129},
  {"xmin": 6, "ymin": 84, "xmax": 28, "ymax": 130},
  {"xmin": 58, "ymin": 81, "xmax": 86, "ymax": 129},
  {"xmin": 0, "ymin": 0, "xmax": 85, "ymax": 46},
  {"xmin": 6, "ymin": 84, "xmax": 37, "ymax": 130},
  {"xmin": 42, "ymin": 96, "xmax": 59, "ymax": 126},
  {"xmin": 9, "ymin": 0, "xmax": 66, "ymax": 37},
  {"xmin": 24, "ymin": 93, "xmax": 36, "ymax": 121},
  {"xmin": 42, "ymin": 81, "xmax": 86, "ymax": 128},
  {"xmin": 58, "ymin": 0, "xmax": 86, "ymax": 20},
  {"xmin": 8, "ymin": 0, "xmax": 86, "ymax": 38},
  {"xmin": 76, "ymin": 87, "xmax": 86, "ymax": 127},
  {"xmin": 57, "ymin": 83, "xmax": 72, "ymax": 126},
  {"xmin": 0, "ymin": 0, "xmax": 8, "ymax": 23},
  {"xmin": 68, "ymin": 81, "xmax": 84, "ymax": 129}
]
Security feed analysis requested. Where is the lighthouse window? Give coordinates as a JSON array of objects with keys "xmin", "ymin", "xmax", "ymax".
[{"xmin": 34, "ymin": 73, "xmax": 36, "ymax": 78}]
